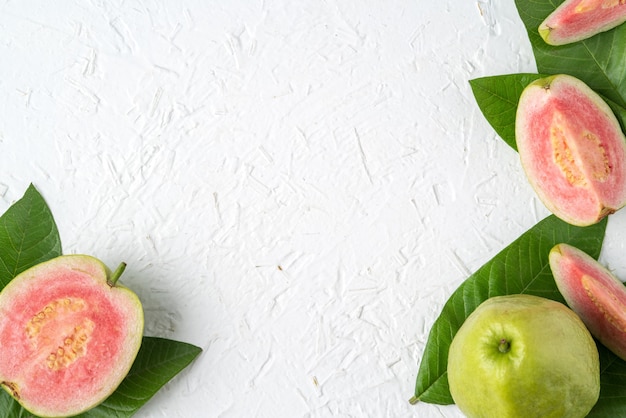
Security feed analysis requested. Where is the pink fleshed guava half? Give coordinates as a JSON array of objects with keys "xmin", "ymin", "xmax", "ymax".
[
  {"xmin": 0, "ymin": 255, "xmax": 144, "ymax": 417},
  {"xmin": 515, "ymin": 74, "xmax": 626, "ymax": 226},
  {"xmin": 539, "ymin": 0, "xmax": 626, "ymax": 45},
  {"xmin": 549, "ymin": 243, "xmax": 626, "ymax": 361}
]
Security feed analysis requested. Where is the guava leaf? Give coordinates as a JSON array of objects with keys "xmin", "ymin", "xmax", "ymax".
[
  {"xmin": 0, "ymin": 184, "xmax": 63, "ymax": 416},
  {"xmin": 0, "ymin": 393, "xmax": 31, "ymax": 417},
  {"xmin": 76, "ymin": 337, "xmax": 203, "ymax": 418},
  {"xmin": 412, "ymin": 215, "xmax": 607, "ymax": 404},
  {"xmin": 470, "ymin": 73, "xmax": 626, "ymax": 151},
  {"xmin": 514, "ymin": 0, "xmax": 626, "ymax": 107},
  {"xmin": 589, "ymin": 348, "xmax": 626, "ymax": 417},
  {"xmin": 417, "ymin": 0, "xmax": 626, "ymax": 412},
  {"xmin": 603, "ymin": 95, "xmax": 626, "ymax": 134},
  {"xmin": 0, "ymin": 184, "xmax": 62, "ymax": 289},
  {"xmin": 0, "ymin": 338, "xmax": 203, "ymax": 418},
  {"xmin": 0, "ymin": 187, "xmax": 202, "ymax": 417},
  {"xmin": 469, "ymin": 73, "xmax": 546, "ymax": 151}
]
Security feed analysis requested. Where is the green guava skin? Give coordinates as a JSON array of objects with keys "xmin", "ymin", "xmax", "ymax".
[{"xmin": 448, "ymin": 294, "xmax": 600, "ymax": 418}]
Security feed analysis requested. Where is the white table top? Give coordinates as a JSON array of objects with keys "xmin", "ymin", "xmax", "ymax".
[{"xmin": 4, "ymin": 1, "xmax": 626, "ymax": 417}]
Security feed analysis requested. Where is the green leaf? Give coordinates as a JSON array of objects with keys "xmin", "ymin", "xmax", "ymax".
[
  {"xmin": 0, "ymin": 187, "xmax": 202, "ymax": 417},
  {"xmin": 418, "ymin": 0, "xmax": 626, "ymax": 413},
  {"xmin": 469, "ymin": 73, "xmax": 547, "ymax": 150},
  {"xmin": 0, "ymin": 394, "xmax": 31, "ymax": 418},
  {"xmin": 470, "ymin": 74, "xmax": 626, "ymax": 151},
  {"xmin": 76, "ymin": 337, "xmax": 203, "ymax": 418},
  {"xmin": 602, "ymin": 95, "xmax": 626, "ymax": 133},
  {"xmin": 0, "ymin": 184, "xmax": 62, "ymax": 289},
  {"xmin": 589, "ymin": 348, "xmax": 626, "ymax": 417},
  {"xmin": 515, "ymin": 0, "xmax": 626, "ymax": 107},
  {"xmin": 0, "ymin": 337, "xmax": 203, "ymax": 418},
  {"xmin": 0, "ymin": 184, "xmax": 62, "ymax": 416},
  {"xmin": 412, "ymin": 215, "xmax": 607, "ymax": 404}
]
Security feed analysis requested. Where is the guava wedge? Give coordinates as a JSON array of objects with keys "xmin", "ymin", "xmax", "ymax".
[
  {"xmin": 539, "ymin": 0, "xmax": 626, "ymax": 46},
  {"xmin": 550, "ymin": 243, "xmax": 626, "ymax": 361},
  {"xmin": 515, "ymin": 74, "xmax": 626, "ymax": 226},
  {"xmin": 0, "ymin": 255, "xmax": 144, "ymax": 417}
]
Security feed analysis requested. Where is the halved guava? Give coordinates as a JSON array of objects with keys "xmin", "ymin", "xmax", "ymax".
[
  {"xmin": 539, "ymin": 0, "xmax": 626, "ymax": 45},
  {"xmin": 0, "ymin": 255, "xmax": 144, "ymax": 417},
  {"xmin": 550, "ymin": 243, "xmax": 626, "ymax": 361},
  {"xmin": 515, "ymin": 74, "xmax": 626, "ymax": 226}
]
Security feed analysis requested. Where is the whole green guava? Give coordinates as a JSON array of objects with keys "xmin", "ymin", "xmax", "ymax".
[{"xmin": 447, "ymin": 294, "xmax": 600, "ymax": 418}]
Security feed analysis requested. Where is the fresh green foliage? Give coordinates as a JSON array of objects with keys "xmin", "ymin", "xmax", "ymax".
[
  {"xmin": 76, "ymin": 338, "xmax": 203, "ymax": 418},
  {"xmin": 0, "ymin": 184, "xmax": 62, "ymax": 289},
  {"xmin": 0, "ymin": 394, "xmax": 31, "ymax": 418},
  {"xmin": 0, "ymin": 336, "xmax": 202, "ymax": 418},
  {"xmin": 515, "ymin": 0, "xmax": 626, "ymax": 107},
  {"xmin": 470, "ymin": 74, "xmax": 626, "ymax": 152},
  {"xmin": 604, "ymin": 96, "xmax": 626, "ymax": 133},
  {"xmin": 469, "ymin": 73, "xmax": 546, "ymax": 151},
  {"xmin": 593, "ymin": 349, "xmax": 626, "ymax": 417},
  {"xmin": 0, "ymin": 185, "xmax": 202, "ymax": 417},
  {"xmin": 412, "ymin": 215, "xmax": 607, "ymax": 404},
  {"xmin": 413, "ymin": 0, "xmax": 626, "ymax": 413}
]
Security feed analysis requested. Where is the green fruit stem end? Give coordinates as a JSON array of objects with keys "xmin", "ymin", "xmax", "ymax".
[{"xmin": 108, "ymin": 262, "xmax": 127, "ymax": 287}]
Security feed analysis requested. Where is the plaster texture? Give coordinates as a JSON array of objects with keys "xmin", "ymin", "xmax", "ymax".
[{"xmin": 3, "ymin": 1, "xmax": 626, "ymax": 417}]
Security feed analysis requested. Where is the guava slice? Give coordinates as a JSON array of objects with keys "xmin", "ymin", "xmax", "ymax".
[
  {"xmin": 539, "ymin": 0, "xmax": 626, "ymax": 45},
  {"xmin": 515, "ymin": 74, "xmax": 626, "ymax": 226},
  {"xmin": 0, "ymin": 255, "xmax": 144, "ymax": 417},
  {"xmin": 550, "ymin": 243, "xmax": 626, "ymax": 361}
]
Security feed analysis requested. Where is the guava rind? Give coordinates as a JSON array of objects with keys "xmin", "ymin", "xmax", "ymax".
[
  {"xmin": 515, "ymin": 74, "xmax": 626, "ymax": 226},
  {"xmin": 550, "ymin": 243, "xmax": 626, "ymax": 361},
  {"xmin": 0, "ymin": 255, "xmax": 144, "ymax": 417},
  {"xmin": 448, "ymin": 294, "xmax": 600, "ymax": 418},
  {"xmin": 539, "ymin": 0, "xmax": 626, "ymax": 46}
]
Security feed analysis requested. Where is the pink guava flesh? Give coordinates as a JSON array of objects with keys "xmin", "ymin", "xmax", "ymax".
[
  {"xmin": 539, "ymin": 0, "xmax": 626, "ymax": 45},
  {"xmin": 549, "ymin": 243, "xmax": 626, "ymax": 360},
  {"xmin": 0, "ymin": 255, "xmax": 143, "ymax": 417},
  {"xmin": 516, "ymin": 74, "xmax": 626, "ymax": 226}
]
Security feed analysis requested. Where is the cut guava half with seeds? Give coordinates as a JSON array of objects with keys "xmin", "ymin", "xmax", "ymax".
[
  {"xmin": 515, "ymin": 74, "xmax": 626, "ymax": 226},
  {"xmin": 0, "ymin": 255, "xmax": 144, "ymax": 417}
]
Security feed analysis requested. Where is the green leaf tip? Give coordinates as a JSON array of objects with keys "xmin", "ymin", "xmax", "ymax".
[{"xmin": 0, "ymin": 183, "xmax": 61, "ymax": 290}]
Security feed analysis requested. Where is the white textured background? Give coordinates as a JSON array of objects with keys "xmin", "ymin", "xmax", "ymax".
[{"xmin": 5, "ymin": 1, "xmax": 626, "ymax": 417}]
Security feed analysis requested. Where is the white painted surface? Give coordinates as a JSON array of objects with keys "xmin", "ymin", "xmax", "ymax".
[{"xmin": 5, "ymin": 1, "xmax": 624, "ymax": 417}]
